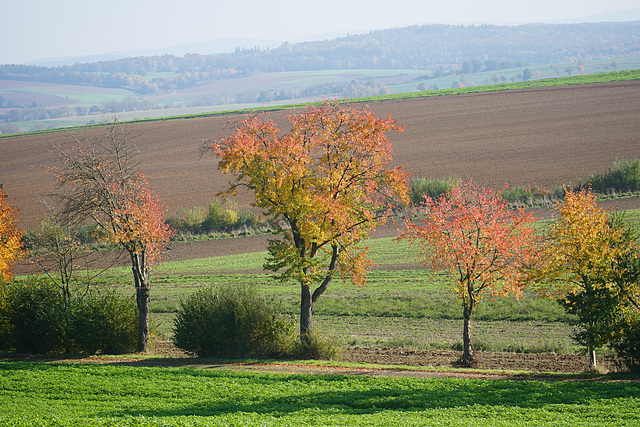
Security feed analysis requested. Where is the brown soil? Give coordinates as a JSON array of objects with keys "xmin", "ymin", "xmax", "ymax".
[
  {"xmin": 148, "ymin": 342, "xmax": 622, "ymax": 375},
  {"xmin": 3, "ymin": 81, "xmax": 639, "ymax": 231}
]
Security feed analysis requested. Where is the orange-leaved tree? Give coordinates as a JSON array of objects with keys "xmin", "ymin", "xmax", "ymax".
[
  {"xmin": 47, "ymin": 121, "xmax": 173, "ymax": 352},
  {"xmin": 0, "ymin": 186, "xmax": 24, "ymax": 282},
  {"xmin": 531, "ymin": 187, "xmax": 638, "ymax": 368},
  {"xmin": 401, "ymin": 179, "xmax": 539, "ymax": 366},
  {"xmin": 209, "ymin": 102, "xmax": 408, "ymax": 347}
]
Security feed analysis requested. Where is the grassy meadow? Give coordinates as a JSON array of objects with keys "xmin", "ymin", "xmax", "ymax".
[{"xmin": 1, "ymin": 362, "xmax": 639, "ymax": 426}]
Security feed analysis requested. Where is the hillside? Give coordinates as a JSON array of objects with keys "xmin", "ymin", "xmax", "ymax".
[
  {"xmin": 1, "ymin": 21, "xmax": 639, "ymax": 134},
  {"xmin": 2, "ymin": 80, "xmax": 639, "ymax": 234}
]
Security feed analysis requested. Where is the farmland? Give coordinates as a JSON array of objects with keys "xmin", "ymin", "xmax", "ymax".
[
  {"xmin": 2, "ymin": 73, "xmax": 640, "ymax": 426},
  {"xmin": 2, "ymin": 362, "xmax": 639, "ymax": 426},
  {"xmin": 3, "ymin": 78, "xmax": 640, "ymax": 367}
]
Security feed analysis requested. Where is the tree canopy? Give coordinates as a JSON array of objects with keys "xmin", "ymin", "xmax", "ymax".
[
  {"xmin": 401, "ymin": 179, "xmax": 539, "ymax": 365},
  {"xmin": 211, "ymin": 102, "xmax": 408, "ymax": 344},
  {"xmin": 0, "ymin": 187, "xmax": 24, "ymax": 282}
]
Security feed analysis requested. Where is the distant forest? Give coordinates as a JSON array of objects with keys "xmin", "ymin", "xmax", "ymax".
[{"xmin": 2, "ymin": 22, "xmax": 639, "ymax": 95}]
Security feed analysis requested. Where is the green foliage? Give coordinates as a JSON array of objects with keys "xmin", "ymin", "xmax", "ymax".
[
  {"xmin": 1, "ymin": 363, "xmax": 640, "ymax": 426},
  {"xmin": 67, "ymin": 291, "xmax": 138, "ymax": 355},
  {"xmin": 408, "ymin": 176, "xmax": 457, "ymax": 205},
  {"xmin": 560, "ymin": 286, "xmax": 625, "ymax": 351},
  {"xmin": 499, "ymin": 185, "xmax": 565, "ymax": 207},
  {"xmin": 167, "ymin": 199, "xmax": 268, "ymax": 237},
  {"xmin": 582, "ymin": 158, "xmax": 640, "ymax": 195},
  {"xmin": 173, "ymin": 284, "xmax": 298, "ymax": 358},
  {"xmin": 610, "ymin": 317, "xmax": 640, "ymax": 372},
  {"xmin": 0, "ymin": 279, "xmax": 66, "ymax": 353},
  {"xmin": 202, "ymin": 199, "xmax": 240, "ymax": 232},
  {"xmin": 0, "ymin": 279, "xmax": 139, "ymax": 355}
]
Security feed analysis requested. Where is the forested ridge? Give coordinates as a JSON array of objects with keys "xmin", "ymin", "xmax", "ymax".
[{"xmin": 2, "ymin": 22, "xmax": 638, "ymax": 93}]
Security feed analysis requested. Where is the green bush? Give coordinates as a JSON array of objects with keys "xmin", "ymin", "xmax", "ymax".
[
  {"xmin": 68, "ymin": 291, "xmax": 138, "ymax": 354},
  {"xmin": 0, "ymin": 279, "xmax": 66, "ymax": 354},
  {"xmin": 173, "ymin": 284, "xmax": 297, "ymax": 358},
  {"xmin": 583, "ymin": 158, "xmax": 640, "ymax": 194},
  {"xmin": 0, "ymin": 279, "xmax": 139, "ymax": 355},
  {"xmin": 202, "ymin": 200, "xmax": 240, "ymax": 232},
  {"xmin": 610, "ymin": 317, "xmax": 640, "ymax": 372},
  {"xmin": 409, "ymin": 176, "xmax": 457, "ymax": 205}
]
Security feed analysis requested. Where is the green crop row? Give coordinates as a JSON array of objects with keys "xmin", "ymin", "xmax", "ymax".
[{"xmin": 0, "ymin": 362, "xmax": 638, "ymax": 426}]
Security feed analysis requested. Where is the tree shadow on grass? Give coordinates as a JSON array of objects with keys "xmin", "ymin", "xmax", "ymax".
[{"xmin": 93, "ymin": 369, "xmax": 640, "ymax": 419}]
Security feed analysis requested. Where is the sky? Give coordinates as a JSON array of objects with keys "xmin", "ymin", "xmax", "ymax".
[{"xmin": 3, "ymin": 0, "xmax": 640, "ymax": 65}]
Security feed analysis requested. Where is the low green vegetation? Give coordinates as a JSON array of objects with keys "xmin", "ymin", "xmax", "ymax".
[
  {"xmin": 0, "ymin": 279, "xmax": 138, "ymax": 355},
  {"xmin": 174, "ymin": 284, "xmax": 302, "ymax": 359},
  {"xmin": 410, "ymin": 158, "xmax": 640, "ymax": 209},
  {"xmin": 1, "ymin": 362, "xmax": 639, "ymax": 426}
]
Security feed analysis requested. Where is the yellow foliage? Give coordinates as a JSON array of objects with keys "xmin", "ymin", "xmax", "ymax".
[{"xmin": 0, "ymin": 188, "xmax": 24, "ymax": 281}]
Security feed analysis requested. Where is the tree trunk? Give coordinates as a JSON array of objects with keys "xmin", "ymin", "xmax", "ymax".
[
  {"xmin": 136, "ymin": 286, "xmax": 150, "ymax": 353},
  {"xmin": 299, "ymin": 245, "xmax": 339, "ymax": 349},
  {"xmin": 130, "ymin": 250, "xmax": 150, "ymax": 353},
  {"xmin": 300, "ymin": 284, "xmax": 313, "ymax": 347},
  {"xmin": 462, "ymin": 304, "xmax": 474, "ymax": 366}
]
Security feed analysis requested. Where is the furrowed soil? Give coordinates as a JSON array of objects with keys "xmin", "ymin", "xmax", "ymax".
[
  {"xmin": 149, "ymin": 342, "xmax": 622, "ymax": 374},
  {"xmin": 3, "ymin": 81, "xmax": 639, "ymax": 230},
  {"xmin": 3, "ymin": 81, "xmax": 640, "ymax": 374}
]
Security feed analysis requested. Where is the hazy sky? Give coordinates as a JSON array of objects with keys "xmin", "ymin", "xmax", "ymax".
[{"xmin": 3, "ymin": 0, "xmax": 639, "ymax": 64}]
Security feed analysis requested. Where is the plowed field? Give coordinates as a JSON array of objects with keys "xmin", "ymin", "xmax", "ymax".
[{"xmin": 2, "ymin": 80, "xmax": 639, "ymax": 232}]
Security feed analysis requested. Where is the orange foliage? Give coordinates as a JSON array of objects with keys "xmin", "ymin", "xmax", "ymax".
[
  {"xmin": 0, "ymin": 187, "xmax": 24, "ymax": 282},
  {"xmin": 212, "ymin": 102, "xmax": 408, "ymax": 288},
  {"xmin": 403, "ymin": 179, "xmax": 539, "ymax": 301}
]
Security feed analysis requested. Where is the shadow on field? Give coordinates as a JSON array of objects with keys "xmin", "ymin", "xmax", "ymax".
[{"xmin": 94, "ymin": 369, "xmax": 640, "ymax": 418}]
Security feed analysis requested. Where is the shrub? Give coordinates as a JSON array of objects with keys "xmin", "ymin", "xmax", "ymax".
[
  {"xmin": 0, "ymin": 279, "xmax": 66, "ymax": 354},
  {"xmin": 202, "ymin": 200, "xmax": 240, "ymax": 232},
  {"xmin": 292, "ymin": 331, "xmax": 340, "ymax": 360},
  {"xmin": 68, "ymin": 291, "xmax": 138, "ymax": 354},
  {"xmin": 0, "ymin": 279, "xmax": 139, "ymax": 355},
  {"xmin": 583, "ymin": 158, "xmax": 640, "ymax": 194},
  {"xmin": 610, "ymin": 317, "xmax": 640, "ymax": 373},
  {"xmin": 409, "ymin": 176, "xmax": 457, "ymax": 205},
  {"xmin": 499, "ymin": 184, "xmax": 559, "ymax": 207},
  {"xmin": 173, "ymin": 284, "xmax": 297, "ymax": 358}
]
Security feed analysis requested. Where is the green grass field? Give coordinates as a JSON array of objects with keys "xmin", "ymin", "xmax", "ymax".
[{"xmin": 1, "ymin": 362, "xmax": 638, "ymax": 426}]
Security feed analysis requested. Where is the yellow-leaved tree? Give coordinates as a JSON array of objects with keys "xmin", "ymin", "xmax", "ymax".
[
  {"xmin": 209, "ymin": 102, "xmax": 409, "ymax": 348},
  {"xmin": 0, "ymin": 187, "xmax": 24, "ymax": 282},
  {"xmin": 531, "ymin": 187, "xmax": 639, "ymax": 368}
]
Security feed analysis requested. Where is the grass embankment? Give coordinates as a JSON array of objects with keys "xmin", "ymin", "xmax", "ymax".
[{"xmin": 1, "ymin": 362, "xmax": 639, "ymax": 426}]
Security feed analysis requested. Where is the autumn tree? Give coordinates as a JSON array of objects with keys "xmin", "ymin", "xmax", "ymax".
[
  {"xmin": 47, "ymin": 121, "xmax": 173, "ymax": 352},
  {"xmin": 531, "ymin": 188, "xmax": 638, "ymax": 368},
  {"xmin": 0, "ymin": 186, "xmax": 24, "ymax": 282},
  {"xmin": 401, "ymin": 179, "xmax": 539, "ymax": 366},
  {"xmin": 210, "ymin": 102, "xmax": 408, "ymax": 346}
]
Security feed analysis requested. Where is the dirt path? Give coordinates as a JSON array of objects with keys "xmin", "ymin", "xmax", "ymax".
[{"xmin": 3, "ymin": 342, "xmax": 628, "ymax": 380}]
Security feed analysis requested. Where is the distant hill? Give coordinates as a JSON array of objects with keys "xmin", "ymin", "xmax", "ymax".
[
  {"xmin": 1, "ymin": 21, "xmax": 639, "ymax": 134},
  {"xmin": 3, "ymin": 22, "xmax": 639, "ymax": 83}
]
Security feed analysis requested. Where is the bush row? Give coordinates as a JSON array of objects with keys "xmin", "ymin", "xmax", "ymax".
[
  {"xmin": 408, "ymin": 158, "xmax": 640, "ymax": 208},
  {"xmin": 0, "ymin": 279, "xmax": 137, "ymax": 355},
  {"xmin": 166, "ymin": 199, "xmax": 268, "ymax": 237}
]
